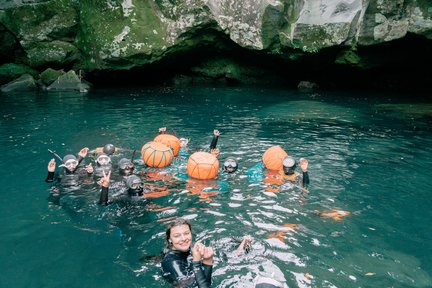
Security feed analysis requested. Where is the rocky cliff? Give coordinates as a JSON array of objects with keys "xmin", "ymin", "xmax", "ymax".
[{"xmin": 1, "ymin": 0, "xmax": 431, "ymax": 89}]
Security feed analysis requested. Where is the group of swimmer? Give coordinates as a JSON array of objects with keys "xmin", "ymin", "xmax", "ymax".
[{"xmin": 45, "ymin": 128, "xmax": 315, "ymax": 287}]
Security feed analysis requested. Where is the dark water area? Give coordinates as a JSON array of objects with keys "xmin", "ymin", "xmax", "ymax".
[{"xmin": 0, "ymin": 87, "xmax": 431, "ymax": 288}]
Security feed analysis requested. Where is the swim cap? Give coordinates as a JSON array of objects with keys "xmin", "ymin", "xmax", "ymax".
[
  {"xmin": 118, "ymin": 158, "xmax": 134, "ymax": 176},
  {"xmin": 223, "ymin": 156, "xmax": 238, "ymax": 173},
  {"xmin": 103, "ymin": 144, "xmax": 116, "ymax": 156},
  {"xmin": 96, "ymin": 153, "xmax": 111, "ymax": 166},
  {"xmin": 282, "ymin": 156, "xmax": 296, "ymax": 175}
]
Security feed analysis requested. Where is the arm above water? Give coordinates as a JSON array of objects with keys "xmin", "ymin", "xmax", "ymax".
[{"xmin": 209, "ymin": 129, "xmax": 220, "ymax": 150}]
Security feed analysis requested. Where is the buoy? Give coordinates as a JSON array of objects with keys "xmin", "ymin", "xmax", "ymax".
[
  {"xmin": 187, "ymin": 152, "xmax": 219, "ymax": 180},
  {"xmin": 154, "ymin": 134, "xmax": 181, "ymax": 156},
  {"xmin": 262, "ymin": 145, "xmax": 288, "ymax": 171},
  {"xmin": 141, "ymin": 141, "xmax": 173, "ymax": 168}
]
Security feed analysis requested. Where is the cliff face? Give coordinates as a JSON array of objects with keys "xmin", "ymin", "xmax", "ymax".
[{"xmin": 0, "ymin": 0, "xmax": 431, "ymax": 88}]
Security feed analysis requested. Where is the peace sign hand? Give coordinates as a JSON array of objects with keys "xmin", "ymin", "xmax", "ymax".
[{"xmin": 97, "ymin": 170, "xmax": 111, "ymax": 188}]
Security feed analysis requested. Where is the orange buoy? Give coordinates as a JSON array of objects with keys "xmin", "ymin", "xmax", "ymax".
[
  {"xmin": 187, "ymin": 152, "xmax": 219, "ymax": 180},
  {"xmin": 262, "ymin": 145, "xmax": 288, "ymax": 171},
  {"xmin": 141, "ymin": 141, "xmax": 174, "ymax": 168},
  {"xmin": 154, "ymin": 134, "xmax": 181, "ymax": 156}
]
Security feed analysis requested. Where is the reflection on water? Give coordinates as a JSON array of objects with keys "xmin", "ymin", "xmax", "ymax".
[{"xmin": 0, "ymin": 88, "xmax": 431, "ymax": 288}]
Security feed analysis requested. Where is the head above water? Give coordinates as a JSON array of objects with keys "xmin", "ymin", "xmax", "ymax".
[
  {"xmin": 282, "ymin": 156, "xmax": 296, "ymax": 175},
  {"xmin": 179, "ymin": 138, "xmax": 189, "ymax": 148},
  {"xmin": 103, "ymin": 144, "xmax": 116, "ymax": 156},
  {"xmin": 165, "ymin": 217, "xmax": 192, "ymax": 251},
  {"xmin": 60, "ymin": 154, "xmax": 78, "ymax": 172},
  {"xmin": 223, "ymin": 156, "xmax": 238, "ymax": 173},
  {"xmin": 126, "ymin": 175, "xmax": 143, "ymax": 196},
  {"xmin": 118, "ymin": 158, "xmax": 134, "ymax": 176},
  {"xmin": 96, "ymin": 153, "xmax": 111, "ymax": 166}
]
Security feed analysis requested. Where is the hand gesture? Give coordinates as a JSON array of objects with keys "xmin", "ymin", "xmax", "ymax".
[
  {"xmin": 213, "ymin": 129, "xmax": 220, "ymax": 136},
  {"xmin": 85, "ymin": 163, "xmax": 93, "ymax": 174},
  {"xmin": 97, "ymin": 170, "xmax": 111, "ymax": 188},
  {"xmin": 78, "ymin": 147, "xmax": 89, "ymax": 158},
  {"xmin": 48, "ymin": 158, "xmax": 56, "ymax": 172},
  {"xmin": 299, "ymin": 158, "xmax": 308, "ymax": 172}
]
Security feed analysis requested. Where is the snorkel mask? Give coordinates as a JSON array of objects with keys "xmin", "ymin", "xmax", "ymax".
[
  {"xmin": 179, "ymin": 138, "xmax": 189, "ymax": 148},
  {"xmin": 60, "ymin": 154, "xmax": 79, "ymax": 173},
  {"xmin": 126, "ymin": 175, "xmax": 143, "ymax": 196},
  {"xmin": 118, "ymin": 158, "xmax": 135, "ymax": 176},
  {"xmin": 223, "ymin": 157, "xmax": 238, "ymax": 173},
  {"xmin": 282, "ymin": 156, "xmax": 296, "ymax": 175},
  {"xmin": 96, "ymin": 153, "xmax": 111, "ymax": 166}
]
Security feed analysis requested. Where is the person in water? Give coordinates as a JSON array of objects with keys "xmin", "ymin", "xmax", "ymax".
[
  {"xmin": 98, "ymin": 168, "xmax": 145, "ymax": 205},
  {"xmin": 209, "ymin": 129, "xmax": 238, "ymax": 174},
  {"xmin": 162, "ymin": 217, "xmax": 214, "ymax": 288},
  {"xmin": 45, "ymin": 147, "xmax": 93, "ymax": 182},
  {"xmin": 279, "ymin": 156, "xmax": 309, "ymax": 189}
]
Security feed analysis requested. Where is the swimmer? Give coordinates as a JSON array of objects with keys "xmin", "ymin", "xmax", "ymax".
[
  {"xmin": 98, "ymin": 173, "xmax": 144, "ymax": 205},
  {"xmin": 45, "ymin": 147, "xmax": 92, "ymax": 182},
  {"xmin": 280, "ymin": 156, "xmax": 309, "ymax": 189},
  {"xmin": 222, "ymin": 156, "xmax": 238, "ymax": 174},
  {"xmin": 161, "ymin": 218, "xmax": 213, "ymax": 288}
]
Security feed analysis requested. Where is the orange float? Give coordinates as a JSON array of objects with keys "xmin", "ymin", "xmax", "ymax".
[
  {"xmin": 262, "ymin": 145, "xmax": 288, "ymax": 171},
  {"xmin": 141, "ymin": 141, "xmax": 174, "ymax": 168},
  {"xmin": 154, "ymin": 134, "xmax": 180, "ymax": 156},
  {"xmin": 187, "ymin": 152, "xmax": 219, "ymax": 180}
]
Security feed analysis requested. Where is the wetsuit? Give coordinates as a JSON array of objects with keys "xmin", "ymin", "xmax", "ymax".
[
  {"xmin": 162, "ymin": 249, "xmax": 212, "ymax": 288},
  {"xmin": 209, "ymin": 134, "xmax": 219, "ymax": 150},
  {"xmin": 45, "ymin": 155, "xmax": 86, "ymax": 183}
]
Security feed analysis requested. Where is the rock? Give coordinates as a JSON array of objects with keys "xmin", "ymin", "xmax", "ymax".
[
  {"xmin": 39, "ymin": 68, "xmax": 65, "ymax": 86},
  {"xmin": 1, "ymin": 73, "xmax": 36, "ymax": 92},
  {"xmin": 47, "ymin": 70, "xmax": 90, "ymax": 92}
]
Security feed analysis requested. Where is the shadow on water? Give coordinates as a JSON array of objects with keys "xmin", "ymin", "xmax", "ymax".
[{"xmin": 0, "ymin": 87, "xmax": 431, "ymax": 287}]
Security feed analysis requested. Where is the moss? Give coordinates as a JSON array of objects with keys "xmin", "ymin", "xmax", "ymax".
[
  {"xmin": 76, "ymin": 0, "xmax": 169, "ymax": 71},
  {"xmin": 39, "ymin": 68, "xmax": 65, "ymax": 86},
  {"xmin": 1, "ymin": 0, "xmax": 78, "ymax": 48},
  {"xmin": 0, "ymin": 63, "xmax": 38, "ymax": 84},
  {"xmin": 25, "ymin": 40, "xmax": 79, "ymax": 68}
]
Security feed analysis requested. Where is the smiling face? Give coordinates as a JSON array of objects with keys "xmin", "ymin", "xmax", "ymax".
[{"xmin": 169, "ymin": 224, "xmax": 193, "ymax": 252}]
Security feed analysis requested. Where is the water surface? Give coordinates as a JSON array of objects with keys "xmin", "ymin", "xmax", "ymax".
[{"xmin": 0, "ymin": 87, "xmax": 431, "ymax": 288}]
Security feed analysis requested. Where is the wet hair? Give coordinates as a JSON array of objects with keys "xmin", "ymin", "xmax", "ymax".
[{"xmin": 165, "ymin": 218, "xmax": 192, "ymax": 247}]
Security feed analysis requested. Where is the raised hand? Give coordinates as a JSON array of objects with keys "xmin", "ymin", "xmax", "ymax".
[
  {"xmin": 48, "ymin": 158, "xmax": 56, "ymax": 172},
  {"xmin": 97, "ymin": 170, "xmax": 111, "ymax": 188},
  {"xmin": 78, "ymin": 147, "xmax": 89, "ymax": 158}
]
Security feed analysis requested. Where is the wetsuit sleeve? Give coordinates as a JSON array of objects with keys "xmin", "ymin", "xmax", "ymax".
[
  {"xmin": 192, "ymin": 261, "xmax": 212, "ymax": 288},
  {"xmin": 210, "ymin": 135, "xmax": 219, "ymax": 150},
  {"xmin": 45, "ymin": 171, "xmax": 55, "ymax": 182},
  {"xmin": 302, "ymin": 171, "xmax": 309, "ymax": 188},
  {"xmin": 99, "ymin": 186, "xmax": 109, "ymax": 205},
  {"xmin": 77, "ymin": 155, "xmax": 85, "ymax": 166}
]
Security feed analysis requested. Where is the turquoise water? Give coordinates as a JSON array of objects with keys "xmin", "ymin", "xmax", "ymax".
[{"xmin": 0, "ymin": 87, "xmax": 431, "ymax": 288}]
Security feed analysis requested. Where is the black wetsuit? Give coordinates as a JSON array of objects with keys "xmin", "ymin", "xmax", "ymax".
[
  {"xmin": 162, "ymin": 249, "xmax": 212, "ymax": 288},
  {"xmin": 209, "ymin": 135, "xmax": 219, "ymax": 150},
  {"xmin": 302, "ymin": 171, "xmax": 310, "ymax": 189}
]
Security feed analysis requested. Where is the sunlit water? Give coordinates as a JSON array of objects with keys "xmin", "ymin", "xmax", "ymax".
[{"xmin": 0, "ymin": 87, "xmax": 431, "ymax": 288}]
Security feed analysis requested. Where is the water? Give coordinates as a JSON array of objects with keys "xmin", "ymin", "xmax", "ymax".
[{"xmin": 0, "ymin": 87, "xmax": 431, "ymax": 288}]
